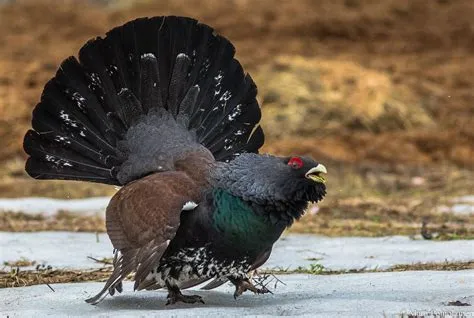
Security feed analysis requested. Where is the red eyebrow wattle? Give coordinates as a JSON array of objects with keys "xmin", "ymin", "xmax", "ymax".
[{"xmin": 288, "ymin": 157, "xmax": 303, "ymax": 169}]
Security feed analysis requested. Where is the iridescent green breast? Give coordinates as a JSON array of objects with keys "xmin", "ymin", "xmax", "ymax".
[{"xmin": 211, "ymin": 189, "xmax": 283, "ymax": 253}]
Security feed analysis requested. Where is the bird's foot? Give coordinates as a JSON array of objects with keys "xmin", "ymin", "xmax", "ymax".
[
  {"xmin": 166, "ymin": 291, "xmax": 205, "ymax": 305},
  {"xmin": 233, "ymin": 278, "xmax": 271, "ymax": 299}
]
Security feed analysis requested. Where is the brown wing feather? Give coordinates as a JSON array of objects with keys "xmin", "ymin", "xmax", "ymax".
[
  {"xmin": 106, "ymin": 171, "xmax": 204, "ymax": 249},
  {"xmin": 86, "ymin": 239, "xmax": 168, "ymax": 304},
  {"xmin": 87, "ymin": 158, "xmax": 211, "ymax": 304}
]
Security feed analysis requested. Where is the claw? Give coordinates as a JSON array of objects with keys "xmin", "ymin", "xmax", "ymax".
[
  {"xmin": 165, "ymin": 281, "xmax": 205, "ymax": 306},
  {"xmin": 166, "ymin": 292, "xmax": 205, "ymax": 305},
  {"xmin": 233, "ymin": 278, "xmax": 271, "ymax": 299}
]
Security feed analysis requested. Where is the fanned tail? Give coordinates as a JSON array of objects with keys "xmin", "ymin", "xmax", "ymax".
[{"xmin": 24, "ymin": 16, "xmax": 264, "ymax": 186}]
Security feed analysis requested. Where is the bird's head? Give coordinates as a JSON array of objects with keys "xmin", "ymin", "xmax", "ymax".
[
  {"xmin": 280, "ymin": 156, "xmax": 327, "ymax": 203},
  {"xmin": 213, "ymin": 153, "xmax": 327, "ymax": 212}
]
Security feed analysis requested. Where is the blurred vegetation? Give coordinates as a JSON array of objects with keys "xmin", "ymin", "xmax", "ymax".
[{"xmin": 0, "ymin": 0, "xmax": 472, "ymax": 238}]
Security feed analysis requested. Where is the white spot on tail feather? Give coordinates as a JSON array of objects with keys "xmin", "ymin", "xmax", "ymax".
[
  {"xmin": 45, "ymin": 154, "xmax": 73, "ymax": 167},
  {"xmin": 182, "ymin": 201, "xmax": 198, "ymax": 211},
  {"xmin": 227, "ymin": 104, "xmax": 242, "ymax": 122},
  {"xmin": 141, "ymin": 53, "xmax": 155, "ymax": 59},
  {"xmin": 59, "ymin": 110, "xmax": 78, "ymax": 128},
  {"xmin": 214, "ymin": 70, "xmax": 224, "ymax": 96}
]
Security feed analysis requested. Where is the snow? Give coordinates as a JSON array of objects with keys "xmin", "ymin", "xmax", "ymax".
[
  {"xmin": 1, "ymin": 232, "xmax": 473, "ymax": 271},
  {"xmin": 0, "ymin": 197, "xmax": 109, "ymax": 216},
  {"xmin": 1, "ymin": 271, "xmax": 473, "ymax": 317},
  {"xmin": 0, "ymin": 232, "xmax": 112, "ymax": 269},
  {"xmin": 0, "ymin": 195, "xmax": 472, "ymax": 217},
  {"xmin": 437, "ymin": 195, "xmax": 474, "ymax": 216},
  {"xmin": 451, "ymin": 204, "xmax": 474, "ymax": 215},
  {"xmin": 270, "ymin": 234, "xmax": 474, "ymax": 271},
  {"xmin": 0, "ymin": 196, "xmax": 472, "ymax": 316},
  {"xmin": 455, "ymin": 195, "xmax": 474, "ymax": 203}
]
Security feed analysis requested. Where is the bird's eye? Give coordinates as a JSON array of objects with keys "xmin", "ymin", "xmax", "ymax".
[{"xmin": 288, "ymin": 157, "xmax": 303, "ymax": 169}]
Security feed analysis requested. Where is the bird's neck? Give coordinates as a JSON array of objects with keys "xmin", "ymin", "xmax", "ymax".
[
  {"xmin": 210, "ymin": 158, "xmax": 310, "ymax": 227},
  {"xmin": 248, "ymin": 197, "xmax": 309, "ymax": 227},
  {"xmin": 211, "ymin": 189, "xmax": 286, "ymax": 251}
]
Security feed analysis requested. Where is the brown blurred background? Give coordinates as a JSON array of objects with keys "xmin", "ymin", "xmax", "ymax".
[{"xmin": 0, "ymin": 0, "xmax": 472, "ymax": 237}]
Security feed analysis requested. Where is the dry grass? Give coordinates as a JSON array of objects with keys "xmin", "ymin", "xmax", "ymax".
[
  {"xmin": 289, "ymin": 165, "xmax": 474, "ymax": 239},
  {"xmin": 0, "ymin": 177, "xmax": 116, "ymax": 199},
  {"xmin": 2, "ymin": 260, "xmax": 472, "ymax": 289},
  {"xmin": 3, "ymin": 257, "xmax": 37, "ymax": 267},
  {"xmin": 0, "ymin": 267, "xmax": 113, "ymax": 289},
  {"xmin": 0, "ymin": 0, "xmax": 472, "ymax": 241},
  {"xmin": 0, "ymin": 158, "xmax": 116, "ymax": 199},
  {"xmin": 0, "ymin": 211, "xmax": 105, "ymax": 232},
  {"xmin": 257, "ymin": 56, "xmax": 434, "ymax": 138},
  {"xmin": 0, "ymin": 0, "xmax": 473, "ymax": 167},
  {"xmin": 1, "ymin": 165, "xmax": 472, "ymax": 239},
  {"xmin": 290, "ymin": 202, "xmax": 474, "ymax": 239},
  {"xmin": 263, "ymin": 260, "xmax": 474, "ymax": 276}
]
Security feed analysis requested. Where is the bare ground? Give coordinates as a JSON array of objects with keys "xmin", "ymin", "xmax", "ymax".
[
  {"xmin": 2, "ymin": 260, "xmax": 473, "ymax": 289},
  {"xmin": 0, "ymin": 0, "xmax": 473, "ymax": 238},
  {"xmin": 1, "ymin": 0, "xmax": 473, "ymax": 167},
  {"xmin": 1, "ymin": 166, "xmax": 473, "ymax": 239}
]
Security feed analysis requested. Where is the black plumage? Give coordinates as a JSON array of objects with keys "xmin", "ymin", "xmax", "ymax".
[{"xmin": 23, "ymin": 16, "xmax": 327, "ymax": 305}]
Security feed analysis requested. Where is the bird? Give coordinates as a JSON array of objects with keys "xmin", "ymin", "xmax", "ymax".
[{"xmin": 23, "ymin": 16, "xmax": 327, "ymax": 305}]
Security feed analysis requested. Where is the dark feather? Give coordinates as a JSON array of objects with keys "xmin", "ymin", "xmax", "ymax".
[{"xmin": 24, "ymin": 16, "xmax": 264, "ymax": 185}]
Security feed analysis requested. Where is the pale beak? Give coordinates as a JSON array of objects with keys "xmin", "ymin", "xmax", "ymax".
[{"xmin": 305, "ymin": 164, "xmax": 327, "ymax": 184}]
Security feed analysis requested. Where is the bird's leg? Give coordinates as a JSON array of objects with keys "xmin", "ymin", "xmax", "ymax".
[
  {"xmin": 165, "ymin": 281, "xmax": 205, "ymax": 305},
  {"xmin": 228, "ymin": 276, "xmax": 271, "ymax": 299}
]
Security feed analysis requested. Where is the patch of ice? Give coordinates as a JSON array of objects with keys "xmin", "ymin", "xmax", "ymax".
[
  {"xmin": 450, "ymin": 195, "xmax": 474, "ymax": 215},
  {"xmin": 437, "ymin": 195, "xmax": 474, "ymax": 216},
  {"xmin": 0, "ymin": 232, "xmax": 112, "ymax": 269},
  {"xmin": 1, "ymin": 271, "xmax": 473, "ymax": 317},
  {"xmin": 0, "ymin": 197, "xmax": 110, "ymax": 217},
  {"xmin": 451, "ymin": 204, "xmax": 474, "ymax": 215},
  {"xmin": 454, "ymin": 195, "xmax": 474, "ymax": 203},
  {"xmin": 1, "ymin": 232, "xmax": 473, "ymax": 272},
  {"xmin": 268, "ymin": 234, "xmax": 474, "ymax": 271}
]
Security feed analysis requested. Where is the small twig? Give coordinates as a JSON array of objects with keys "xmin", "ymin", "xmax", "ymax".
[
  {"xmin": 270, "ymin": 273, "xmax": 286, "ymax": 289},
  {"xmin": 421, "ymin": 218, "xmax": 433, "ymax": 240},
  {"xmin": 87, "ymin": 256, "xmax": 113, "ymax": 265},
  {"xmin": 45, "ymin": 282, "xmax": 55, "ymax": 292},
  {"xmin": 251, "ymin": 271, "xmax": 288, "ymax": 294}
]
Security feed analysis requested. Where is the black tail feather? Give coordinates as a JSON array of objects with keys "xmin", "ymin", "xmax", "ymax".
[
  {"xmin": 56, "ymin": 57, "xmax": 120, "ymax": 144},
  {"xmin": 139, "ymin": 54, "xmax": 163, "ymax": 113},
  {"xmin": 168, "ymin": 53, "xmax": 191, "ymax": 116},
  {"xmin": 24, "ymin": 16, "xmax": 264, "ymax": 185},
  {"xmin": 25, "ymin": 131, "xmax": 117, "ymax": 183}
]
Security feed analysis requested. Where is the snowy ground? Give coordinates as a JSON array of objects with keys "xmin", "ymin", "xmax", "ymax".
[
  {"xmin": 1, "ymin": 272, "xmax": 473, "ymax": 317},
  {"xmin": 0, "ymin": 197, "xmax": 110, "ymax": 216},
  {"xmin": 1, "ymin": 196, "xmax": 473, "ymax": 316},
  {"xmin": 1, "ymin": 232, "xmax": 473, "ymax": 271},
  {"xmin": 0, "ymin": 195, "xmax": 472, "ymax": 217},
  {"xmin": 1, "ymin": 232, "xmax": 473, "ymax": 317}
]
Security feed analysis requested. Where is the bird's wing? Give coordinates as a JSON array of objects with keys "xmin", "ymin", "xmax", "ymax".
[{"xmin": 86, "ymin": 169, "xmax": 205, "ymax": 304}]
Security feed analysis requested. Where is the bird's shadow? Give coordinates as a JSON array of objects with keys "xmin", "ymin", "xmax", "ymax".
[{"xmin": 94, "ymin": 289, "xmax": 316, "ymax": 311}]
